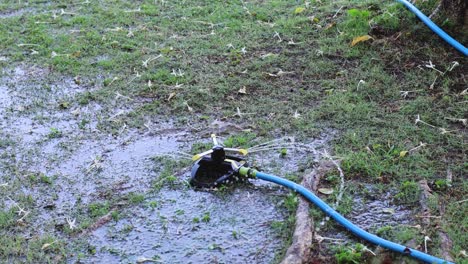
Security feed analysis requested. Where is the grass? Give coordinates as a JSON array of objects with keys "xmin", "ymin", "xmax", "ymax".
[{"xmin": 0, "ymin": 0, "xmax": 466, "ymax": 262}]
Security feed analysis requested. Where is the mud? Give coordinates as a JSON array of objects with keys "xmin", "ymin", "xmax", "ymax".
[
  {"xmin": 0, "ymin": 8, "xmax": 28, "ymax": 19},
  {"xmin": 0, "ymin": 64, "xmax": 330, "ymax": 263},
  {"xmin": 349, "ymin": 185, "xmax": 414, "ymax": 231},
  {"xmin": 316, "ymin": 183, "xmax": 416, "ymax": 258},
  {"xmin": 85, "ymin": 135, "xmax": 330, "ymax": 263},
  {"xmin": 88, "ymin": 187, "xmax": 285, "ymax": 263}
]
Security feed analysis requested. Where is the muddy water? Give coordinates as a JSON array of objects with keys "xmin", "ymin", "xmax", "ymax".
[
  {"xmin": 0, "ymin": 84, "xmax": 11, "ymax": 112},
  {"xmin": 88, "ymin": 186, "xmax": 285, "ymax": 263},
  {"xmin": 0, "ymin": 68, "xmax": 13, "ymax": 113},
  {"xmin": 348, "ymin": 186, "xmax": 414, "ymax": 230},
  {"xmin": 0, "ymin": 64, "xmax": 331, "ymax": 263},
  {"xmin": 85, "ymin": 136, "xmax": 329, "ymax": 263},
  {"xmin": 317, "ymin": 183, "xmax": 415, "ymax": 254}
]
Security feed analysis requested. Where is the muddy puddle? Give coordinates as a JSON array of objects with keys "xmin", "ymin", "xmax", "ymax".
[
  {"xmin": 0, "ymin": 8, "xmax": 28, "ymax": 19},
  {"xmin": 348, "ymin": 185, "xmax": 414, "ymax": 231},
  {"xmin": 0, "ymin": 64, "xmax": 332, "ymax": 263},
  {"xmin": 0, "ymin": 82, "xmax": 11, "ymax": 112},
  {"xmin": 316, "ymin": 183, "xmax": 417, "ymax": 260},
  {"xmin": 88, "ymin": 186, "xmax": 285, "ymax": 263},
  {"xmin": 85, "ymin": 135, "xmax": 330, "ymax": 263}
]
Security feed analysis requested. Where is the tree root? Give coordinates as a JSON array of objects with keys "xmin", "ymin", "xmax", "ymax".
[{"xmin": 280, "ymin": 161, "xmax": 334, "ymax": 264}]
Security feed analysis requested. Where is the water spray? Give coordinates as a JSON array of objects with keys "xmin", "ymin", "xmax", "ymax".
[{"xmin": 190, "ymin": 134, "xmax": 453, "ymax": 264}]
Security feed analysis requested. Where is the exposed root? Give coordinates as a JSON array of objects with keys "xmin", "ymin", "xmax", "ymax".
[
  {"xmin": 280, "ymin": 161, "xmax": 334, "ymax": 264},
  {"xmin": 438, "ymin": 232, "xmax": 454, "ymax": 262},
  {"xmin": 418, "ymin": 179, "xmax": 454, "ymax": 261},
  {"xmin": 418, "ymin": 180, "xmax": 433, "ymax": 227}
]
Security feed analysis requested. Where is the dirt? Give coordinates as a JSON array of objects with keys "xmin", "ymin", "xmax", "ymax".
[
  {"xmin": 87, "ymin": 187, "xmax": 284, "ymax": 263},
  {"xmin": 313, "ymin": 183, "xmax": 417, "ymax": 262},
  {"xmin": 0, "ymin": 64, "xmax": 331, "ymax": 263},
  {"xmin": 83, "ymin": 135, "xmax": 330, "ymax": 263}
]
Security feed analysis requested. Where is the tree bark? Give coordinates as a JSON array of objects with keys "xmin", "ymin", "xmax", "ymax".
[{"xmin": 441, "ymin": 0, "xmax": 468, "ymax": 25}]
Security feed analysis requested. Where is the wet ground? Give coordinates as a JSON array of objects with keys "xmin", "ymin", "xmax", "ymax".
[
  {"xmin": 0, "ymin": 64, "xmax": 329, "ymax": 263},
  {"xmin": 0, "ymin": 64, "xmax": 420, "ymax": 263},
  {"xmin": 314, "ymin": 183, "xmax": 419, "ymax": 263}
]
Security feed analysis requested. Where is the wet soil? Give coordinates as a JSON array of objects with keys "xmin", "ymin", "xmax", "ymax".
[
  {"xmin": 314, "ymin": 183, "xmax": 417, "ymax": 262},
  {"xmin": 0, "ymin": 64, "xmax": 330, "ymax": 263},
  {"xmin": 88, "ymin": 186, "xmax": 285, "ymax": 263}
]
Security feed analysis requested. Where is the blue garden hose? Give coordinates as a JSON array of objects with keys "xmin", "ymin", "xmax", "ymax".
[
  {"xmin": 238, "ymin": 167, "xmax": 453, "ymax": 264},
  {"xmin": 395, "ymin": 0, "xmax": 468, "ymax": 56}
]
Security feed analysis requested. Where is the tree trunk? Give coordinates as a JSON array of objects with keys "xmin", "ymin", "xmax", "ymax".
[{"xmin": 441, "ymin": 0, "xmax": 468, "ymax": 25}]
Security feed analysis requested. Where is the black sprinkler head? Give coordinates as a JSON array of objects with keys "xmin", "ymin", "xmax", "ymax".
[
  {"xmin": 211, "ymin": 146, "xmax": 226, "ymax": 164},
  {"xmin": 190, "ymin": 155, "xmax": 245, "ymax": 188}
]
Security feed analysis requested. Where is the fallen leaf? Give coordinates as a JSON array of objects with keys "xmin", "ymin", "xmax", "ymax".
[
  {"xmin": 71, "ymin": 51, "xmax": 81, "ymax": 58},
  {"xmin": 136, "ymin": 256, "xmax": 160, "ymax": 263},
  {"xmin": 318, "ymin": 188, "xmax": 334, "ymax": 195},
  {"xmin": 42, "ymin": 243, "xmax": 51, "ymax": 250},
  {"xmin": 71, "ymin": 109, "xmax": 80, "ymax": 116},
  {"xmin": 185, "ymin": 102, "xmax": 193, "ymax": 112},
  {"xmin": 167, "ymin": 92, "xmax": 176, "ymax": 101},
  {"xmin": 309, "ymin": 16, "xmax": 319, "ymax": 23},
  {"xmin": 238, "ymin": 86, "xmax": 247, "ymax": 94},
  {"xmin": 382, "ymin": 208, "xmax": 395, "ymax": 214},
  {"xmin": 324, "ymin": 22, "xmax": 336, "ymax": 30},
  {"xmin": 41, "ymin": 241, "xmax": 56, "ymax": 250},
  {"xmin": 294, "ymin": 7, "xmax": 305, "ymax": 14},
  {"xmin": 260, "ymin": 53, "xmax": 277, "ymax": 59},
  {"xmin": 351, "ymin": 35, "xmax": 373, "ymax": 47},
  {"xmin": 399, "ymin": 151, "xmax": 408, "ymax": 158}
]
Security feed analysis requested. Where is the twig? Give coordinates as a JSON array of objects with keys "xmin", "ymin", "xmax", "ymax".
[
  {"xmin": 293, "ymin": 110, "xmax": 301, "ymax": 119},
  {"xmin": 115, "ymin": 92, "xmax": 133, "ymax": 101},
  {"xmin": 415, "ymin": 215, "xmax": 441, "ymax": 218},
  {"xmin": 357, "ymin": 80, "xmax": 366, "ymax": 90},
  {"xmin": 142, "ymin": 55, "xmax": 162, "ymax": 68},
  {"xmin": 60, "ymin": 9, "xmax": 77, "ymax": 16},
  {"xmin": 333, "ymin": 6, "xmax": 344, "ymax": 18},
  {"xmin": 400, "ymin": 90, "xmax": 422, "ymax": 98},
  {"xmin": 415, "ymin": 115, "xmax": 454, "ymax": 134},
  {"xmin": 408, "ymin": 142, "xmax": 427, "ymax": 153},
  {"xmin": 445, "ymin": 117, "xmax": 467, "ymax": 126},
  {"xmin": 429, "ymin": 1, "xmax": 442, "ymax": 19},
  {"xmin": 234, "ymin": 107, "xmax": 254, "ymax": 117},
  {"xmin": 124, "ymin": 7, "xmax": 141, "ymax": 13},
  {"xmin": 171, "ymin": 68, "xmax": 184, "ymax": 77},
  {"xmin": 273, "ymin": 31, "xmax": 282, "ymax": 43},
  {"xmin": 17, "ymin": 43, "xmax": 40, "ymax": 47},
  {"xmin": 7, "ymin": 197, "xmax": 30, "ymax": 222},
  {"xmin": 424, "ymin": 60, "xmax": 443, "ymax": 74},
  {"xmin": 424, "ymin": 236, "xmax": 431, "ymax": 253}
]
